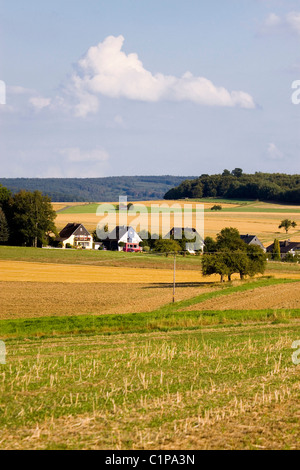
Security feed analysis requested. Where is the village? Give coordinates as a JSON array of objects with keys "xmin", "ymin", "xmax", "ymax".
[{"xmin": 55, "ymin": 221, "xmax": 300, "ymax": 260}]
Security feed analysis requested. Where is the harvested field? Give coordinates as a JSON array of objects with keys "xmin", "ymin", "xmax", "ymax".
[
  {"xmin": 1, "ymin": 324, "xmax": 299, "ymax": 450},
  {"xmin": 0, "ymin": 281, "xmax": 216, "ymax": 319},
  {"xmin": 0, "ymin": 260, "xmax": 232, "ymax": 284},
  {"xmin": 184, "ymin": 281, "xmax": 300, "ymax": 311}
]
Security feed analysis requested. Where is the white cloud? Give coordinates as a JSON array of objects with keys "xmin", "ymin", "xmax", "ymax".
[
  {"xmin": 69, "ymin": 35, "xmax": 255, "ymax": 116},
  {"xmin": 263, "ymin": 11, "xmax": 300, "ymax": 35},
  {"xmin": 7, "ymin": 85, "xmax": 36, "ymax": 95},
  {"xmin": 264, "ymin": 13, "xmax": 281, "ymax": 28},
  {"xmin": 286, "ymin": 11, "xmax": 300, "ymax": 35},
  {"xmin": 29, "ymin": 96, "xmax": 51, "ymax": 110},
  {"xmin": 58, "ymin": 147, "xmax": 110, "ymax": 163},
  {"xmin": 267, "ymin": 143, "xmax": 284, "ymax": 160}
]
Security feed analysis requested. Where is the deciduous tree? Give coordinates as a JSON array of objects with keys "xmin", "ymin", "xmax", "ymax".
[
  {"xmin": 278, "ymin": 219, "xmax": 297, "ymax": 234},
  {"xmin": 9, "ymin": 190, "xmax": 57, "ymax": 247},
  {"xmin": 0, "ymin": 208, "xmax": 9, "ymax": 243}
]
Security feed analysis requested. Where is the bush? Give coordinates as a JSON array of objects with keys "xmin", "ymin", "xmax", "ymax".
[{"xmin": 211, "ymin": 205, "xmax": 222, "ymax": 211}]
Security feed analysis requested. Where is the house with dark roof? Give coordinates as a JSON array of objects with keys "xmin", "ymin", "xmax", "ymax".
[
  {"xmin": 102, "ymin": 225, "xmax": 142, "ymax": 252},
  {"xmin": 266, "ymin": 240, "xmax": 300, "ymax": 259},
  {"xmin": 240, "ymin": 234, "xmax": 266, "ymax": 252},
  {"xmin": 166, "ymin": 227, "xmax": 204, "ymax": 253},
  {"xmin": 57, "ymin": 223, "xmax": 93, "ymax": 249}
]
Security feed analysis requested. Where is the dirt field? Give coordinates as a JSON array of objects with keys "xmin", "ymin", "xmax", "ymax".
[
  {"xmin": 0, "ymin": 281, "xmax": 216, "ymax": 319},
  {"xmin": 184, "ymin": 281, "xmax": 300, "ymax": 311}
]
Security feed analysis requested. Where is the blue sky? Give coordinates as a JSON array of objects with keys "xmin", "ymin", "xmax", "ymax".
[{"xmin": 0, "ymin": 0, "xmax": 300, "ymax": 177}]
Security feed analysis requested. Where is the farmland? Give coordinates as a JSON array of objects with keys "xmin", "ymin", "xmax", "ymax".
[
  {"xmin": 0, "ymin": 322, "xmax": 299, "ymax": 450},
  {"xmin": 0, "ymin": 198, "xmax": 300, "ymax": 450},
  {"xmin": 54, "ymin": 199, "xmax": 300, "ymax": 245}
]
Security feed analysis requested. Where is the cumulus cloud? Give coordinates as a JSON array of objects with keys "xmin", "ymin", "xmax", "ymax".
[
  {"xmin": 267, "ymin": 143, "xmax": 284, "ymax": 160},
  {"xmin": 69, "ymin": 35, "xmax": 255, "ymax": 116},
  {"xmin": 29, "ymin": 96, "xmax": 51, "ymax": 110},
  {"xmin": 264, "ymin": 13, "xmax": 282, "ymax": 28},
  {"xmin": 7, "ymin": 85, "xmax": 36, "ymax": 95},
  {"xmin": 263, "ymin": 11, "xmax": 300, "ymax": 35},
  {"xmin": 286, "ymin": 11, "xmax": 300, "ymax": 35}
]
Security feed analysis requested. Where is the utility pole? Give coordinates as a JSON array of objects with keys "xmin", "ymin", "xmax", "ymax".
[{"xmin": 173, "ymin": 252, "xmax": 176, "ymax": 303}]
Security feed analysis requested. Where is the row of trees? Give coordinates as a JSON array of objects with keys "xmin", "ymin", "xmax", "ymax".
[
  {"xmin": 164, "ymin": 170, "xmax": 300, "ymax": 204},
  {"xmin": 0, "ymin": 184, "xmax": 57, "ymax": 247}
]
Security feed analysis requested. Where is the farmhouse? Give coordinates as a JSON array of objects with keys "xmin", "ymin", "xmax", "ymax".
[
  {"xmin": 240, "ymin": 234, "xmax": 266, "ymax": 252},
  {"xmin": 167, "ymin": 227, "xmax": 204, "ymax": 252},
  {"xmin": 266, "ymin": 240, "xmax": 300, "ymax": 259},
  {"xmin": 102, "ymin": 225, "xmax": 142, "ymax": 252},
  {"xmin": 57, "ymin": 223, "xmax": 93, "ymax": 249}
]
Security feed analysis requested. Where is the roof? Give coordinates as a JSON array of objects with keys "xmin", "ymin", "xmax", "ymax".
[
  {"xmin": 266, "ymin": 240, "xmax": 300, "ymax": 253},
  {"xmin": 106, "ymin": 225, "xmax": 140, "ymax": 241},
  {"xmin": 58, "ymin": 223, "xmax": 90, "ymax": 241},
  {"xmin": 169, "ymin": 227, "xmax": 204, "ymax": 240},
  {"xmin": 240, "ymin": 234, "xmax": 257, "ymax": 244}
]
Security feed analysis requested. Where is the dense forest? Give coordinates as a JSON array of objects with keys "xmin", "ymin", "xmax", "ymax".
[
  {"xmin": 0, "ymin": 176, "xmax": 192, "ymax": 202},
  {"xmin": 164, "ymin": 169, "xmax": 300, "ymax": 204}
]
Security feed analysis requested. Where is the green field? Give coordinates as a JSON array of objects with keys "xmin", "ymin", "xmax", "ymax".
[{"xmin": 0, "ymin": 245, "xmax": 204, "ymax": 270}]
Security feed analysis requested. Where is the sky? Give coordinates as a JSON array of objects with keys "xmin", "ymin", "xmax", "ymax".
[{"xmin": 0, "ymin": 0, "xmax": 300, "ymax": 178}]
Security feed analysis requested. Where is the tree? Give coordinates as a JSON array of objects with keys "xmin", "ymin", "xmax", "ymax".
[
  {"xmin": 216, "ymin": 227, "xmax": 245, "ymax": 252},
  {"xmin": 231, "ymin": 168, "xmax": 243, "ymax": 178},
  {"xmin": 153, "ymin": 239, "xmax": 181, "ymax": 256},
  {"xmin": 242, "ymin": 245, "xmax": 266, "ymax": 279},
  {"xmin": 278, "ymin": 219, "xmax": 297, "ymax": 234},
  {"xmin": 272, "ymin": 239, "xmax": 281, "ymax": 261},
  {"xmin": 203, "ymin": 236, "xmax": 217, "ymax": 253},
  {"xmin": 0, "ymin": 184, "xmax": 11, "ymax": 208},
  {"xmin": 202, "ymin": 227, "xmax": 266, "ymax": 281},
  {"xmin": 0, "ymin": 208, "xmax": 9, "ymax": 243},
  {"xmin": 202, "ymin": 253, "xmax": 228, "ymax": 282},
  {"xmin": 8, "ymin": 190, "xmax": 57, "ymax": 247}
]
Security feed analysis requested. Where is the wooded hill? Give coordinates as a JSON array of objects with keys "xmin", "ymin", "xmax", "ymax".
[
  {"xmin": 164, "ymin": 170, "xmax": 300, "ymax": 204},
  {"xmin": 0, "ymin": 176, "xmax": 193, "ymax": 202}
]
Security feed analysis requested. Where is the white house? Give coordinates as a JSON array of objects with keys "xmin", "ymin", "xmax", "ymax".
[
  {"xmin": 57, "ymin": 223, "xmax": 93, "ymax": 249},
  {"xmin": 166, "ymin": 227, "xmax": 205, "ymax": 253},
  {"xmin": 102, "ymin": 225, "xmax": 142, "ymax": 251}
]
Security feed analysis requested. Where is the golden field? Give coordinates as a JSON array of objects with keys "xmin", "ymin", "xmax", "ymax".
[{"xmin": 0, "ymin": 260, "xmax": 225, "ymax": 284}]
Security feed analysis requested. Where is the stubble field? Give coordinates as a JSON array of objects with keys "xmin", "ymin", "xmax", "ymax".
[
  {"xmin": 1, "ymin": 199, "xmax": 300, "ymax": 450},
  {"xmin": 1, "ymin": 323, "xmax": 299, "ymax": 450}
]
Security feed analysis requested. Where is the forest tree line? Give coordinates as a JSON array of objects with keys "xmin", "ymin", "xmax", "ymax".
[
  {"xmin": 0, "ymin": 176, "xmax": 192, "ymax": 202},
  {"xmin": 164, "ymin": 169, "xmax": 300, "ymax": 203}
]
